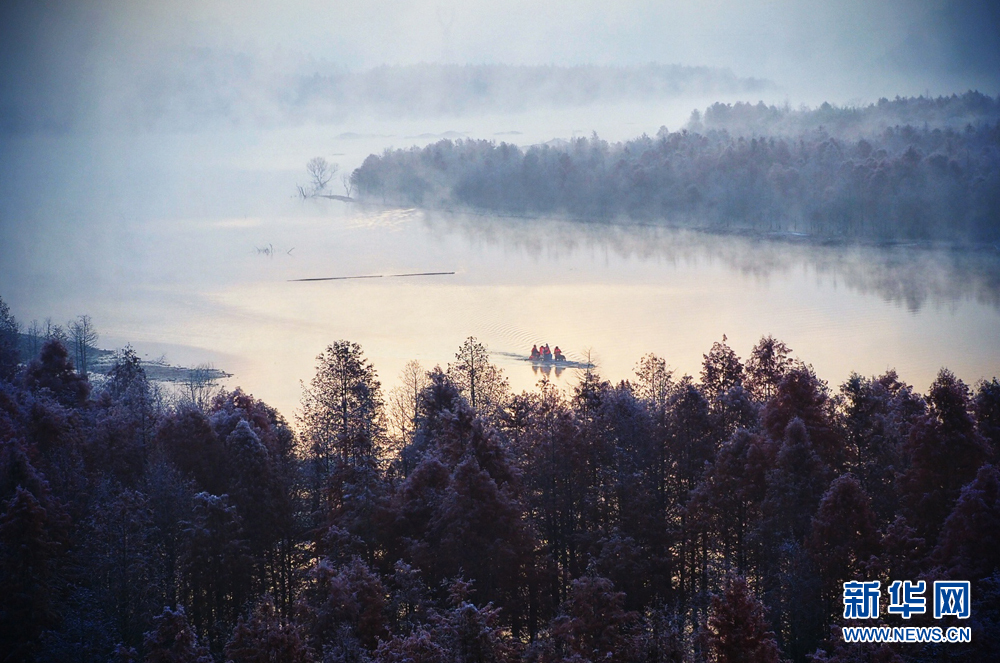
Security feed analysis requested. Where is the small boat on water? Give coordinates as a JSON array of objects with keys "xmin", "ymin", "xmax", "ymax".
[
  {"xmin": 524, "ymin": 344, "xmax": 594, "ymax": 369},
  {"xmin": 525, "ymin": 356, "xmax": 595, "ymax": 370}
]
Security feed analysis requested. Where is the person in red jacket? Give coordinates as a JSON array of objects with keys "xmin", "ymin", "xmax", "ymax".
[
  {"xmin": 553, "ymin": 346, "xmax": 564, "ymax": 361},
  {"xmin": 530, "ymin": 344, "xmax": 541, "ymax": 360}
]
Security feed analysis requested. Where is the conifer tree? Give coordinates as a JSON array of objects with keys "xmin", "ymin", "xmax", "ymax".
[
  {"xmin": 142, "ymin": 606, "xmax": 212, "ymax": 663},
  {"xmin": 899, "ymin": 369, "xmax": 991, "ymax": 544},
  {"xmin": 807, "ymin": 475, "xmax": 879, "ymax": 621},
  {"xmin": 300, "ymin": 341, "xmax": 385, "ymax": 524},
  {"xmin": 447, "ymin": 336, "xmax": 509, "ymax": 416},
  {"xmin": 0, "ymin": 296, "xmax": 20, "ymax": 381},
  {"xmin": 24, "ymin": 338, "xmax": 90, "ymax": 407},
  {"xmin": 225, "ymin": 596, "xmax": 314, "ymax": 663},
  {"xmin": 934, "ymin": 463, "xmax": 1000, "ymax": 580},
  {"xmin": 701, "ymin": 336, "xmax": 744, "ymax": 401},
  {"xmin": 744, "ymin": 336, "xmax": 795, "ymax": 402},
  {"xmin": 705, "ymin": 575, "xmax": 781, "ymax": 663}
]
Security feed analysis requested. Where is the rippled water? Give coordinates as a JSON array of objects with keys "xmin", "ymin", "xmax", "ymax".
[{"xmin": 3, "ymin": 110, "xmax": 999, "ymax": 419}]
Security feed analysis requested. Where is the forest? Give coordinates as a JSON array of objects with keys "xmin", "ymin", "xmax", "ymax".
[
  {"xmin": 349, "ymin": 92, "xmax": 1000, "ymax": 242},
  {"xmin": 1, "ymin": 294, "xmax": 999, "ymax": 662}
]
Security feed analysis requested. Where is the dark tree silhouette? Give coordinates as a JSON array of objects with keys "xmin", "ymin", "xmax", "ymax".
[
  {"xmin": 24, "ymin": 338, "xmax": 90, "ymax": 407},
  {"xmin": 0, "ymin": 296, "xmax": 20, "ymax": 381},
  {"xmin": 225, "ymin": 596, "xmax": 313, "ymax": 663},
  {"xmin": 705, "ymin": 574, "xmax": 781, "ymax": 663},
  {"xmin": 142, "ymin": 606, "xmax": 212, "ymax": 663},
  {"xmin": 899, "ymin": 369, "xmax": 992, "ymax": 544}
]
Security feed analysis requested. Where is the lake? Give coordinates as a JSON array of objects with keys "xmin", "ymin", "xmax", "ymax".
[{"xmin": 3, "ymin": 102, "xmax": 999, "ymax": 419}]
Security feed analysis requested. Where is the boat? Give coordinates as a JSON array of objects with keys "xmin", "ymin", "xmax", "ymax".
[{"xmin": 523, "ymin": 355, "xmax": 595, "ymax": 369}]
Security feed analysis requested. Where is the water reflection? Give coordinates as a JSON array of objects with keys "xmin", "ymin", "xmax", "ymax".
[{"xmin": 419, "ymin": 210, "xmax": 1000, "ymax": 313}]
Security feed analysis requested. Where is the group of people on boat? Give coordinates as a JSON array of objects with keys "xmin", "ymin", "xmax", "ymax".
[{"xmin": 530, "ymin": 343, "xmax": 565, "ymax": 362}]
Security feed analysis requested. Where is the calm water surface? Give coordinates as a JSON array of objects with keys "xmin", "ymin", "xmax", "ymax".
[{"xmin": 3, "ymin": 108, "xmax": 999, "ymax": 419}]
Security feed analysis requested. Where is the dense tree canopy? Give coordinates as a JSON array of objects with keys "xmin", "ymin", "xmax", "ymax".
[
  {"xmin": 350, "ymin": 92, "xmax": 1000, "ymax": 242},
  {"xmin": 0, "ymin": 318, "xmax": 997, "ymax": 662}
]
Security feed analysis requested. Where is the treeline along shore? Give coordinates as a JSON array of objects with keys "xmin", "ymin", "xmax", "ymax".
[
  {"xmin": 2, "ymin": 297, "xmax": 999, "ymax": 661},
  {"xmin": 349, "ymin": 92, "xmax": 1000, "ymax": 243}
]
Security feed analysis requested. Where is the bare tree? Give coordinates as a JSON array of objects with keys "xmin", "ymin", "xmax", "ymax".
[
  {"xmin": 447, "ymin": 337, "xmax": 509, "ymax": 416},
  {"xmin": 184, "ymin": 363, "xmax": 220, "ymax": 410},
  {"xmin": 26, "ymin": 320, "xmax": 42, "ymax": 359},
  {"xmin": 69, "ymin": 315, "xmax": 99, "ymax": 377},
  {"xmin": 306, "ymin": 157, "xmax": 338, "ymax": 195},
  {"xmin": 44, "ymin": 317, "xmax": 67, "ymax": 344},
  {"xmin": 387, "ymin": 359, "xmax": 430, "ymax": 450},
  {"xmin": 634, "ymin": 352, "xmax": 673, "ymax": 408},
  {"xmin": 341, "ymin": 173, "xmax": 356, "ymax": 198}
]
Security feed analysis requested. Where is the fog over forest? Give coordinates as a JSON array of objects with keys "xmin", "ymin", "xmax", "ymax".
[{"xmin": 2, "ymin": 2, "xmax": 1000, "ymax": 663}]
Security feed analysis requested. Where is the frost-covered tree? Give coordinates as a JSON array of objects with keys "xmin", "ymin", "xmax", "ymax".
[
  {"xmin": 706, "ymin": 575, "xmax": 781, "ymax": 663},
  {"xmin": 447, "ymin": 337, "xmax": 509, "ymax": 416},
  {"xmin": 0, "ymin": 296, "xmax": 20, "ymax": 381}
]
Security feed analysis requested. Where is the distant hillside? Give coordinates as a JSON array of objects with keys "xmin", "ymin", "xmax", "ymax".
[
  {"xmin": 2, "ymin": 55, "xmax": 773, "ymax": 132},
  {"xmin": 690, "ymin": 91, "xmax": 1000, "ymax": 137},
  {"xmin": 350, "ymin": 93, "xmax": 1000, "ymax": 242}
]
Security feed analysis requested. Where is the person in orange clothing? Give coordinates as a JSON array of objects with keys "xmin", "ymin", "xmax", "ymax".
[
  {"xmin": 553, "ymin": 346, "xmax": 564, "ymax": 361},
  {"xmin": 530, "ymin": 344, "xmax": 541, "ymax": 360}
]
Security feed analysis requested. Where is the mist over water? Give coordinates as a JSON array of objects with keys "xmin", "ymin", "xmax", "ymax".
[
  {"xmin": 2, "ymin": 0, "xmax": 999, "ymax": 418},
  {"xmin": 2, "ymin": 107, "xmax": 999, "ymax": 419}
]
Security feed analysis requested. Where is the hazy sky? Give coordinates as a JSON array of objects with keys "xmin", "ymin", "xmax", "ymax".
[{"xmin": 1, "ymin": 0, "xmax": 998, "ymax": 130}]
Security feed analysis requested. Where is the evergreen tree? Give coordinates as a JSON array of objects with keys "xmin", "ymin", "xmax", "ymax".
[
  {"xmin": 807, "ymin": 475, "xmax": 879, "ymax": 623},
  {"xmin": 154, "ymin": 407, "xmax": 227, "ymax": 494},
  {"xmin": 447, "ymin": 337, "xmax": 509, "ymax": 417},
  {"xmin": 974, "ymin": 378, "xmax": 1000, "ymax": 452},
  {"xmin": 24, "ymin": 339, "xmax": 90, "ymax": 408},
  {"xmin": 0, "ymin": 296, "xmax": 20, "ymax": 382},
  {"xmin": 534, "ymin": 576, "xmax": 636, "ymax": 663},
  {"xmin": 225, "ymin": 596, "xmax": 314, "ymax": 663},
  {"xmin": 142, "ymin": 606, "xmax": 212, "ymax": 663},
  {"xmin": 701, "ymin": 336, "xmax": 744, "ymax": 401},
  {"xmin": 762, "ymin": 367, "xmax": 843, "ymax": 470},
  {"xmin": 0, "ymin": 486, "xmax": 67, "ymax": 661},
  {"xmin": 744, "ymin": 336, "xmax": 795, "ymax": 402},
  {"xmin": 299, "ymin": 341, "xmax": 385, "ymax": 521},
  {"xmin": 933, "ymin": 463, "xmax": 1000, "ymax": 580},
  {"xmin": 899, "ymin": 369, "xmax": 991, "ymax": 545},
  {"xmin": 705, "ymin": 575, "xmax": 781, "ymax": 663},
  {"xmin": 177, "ymin": 493, "xmax": 251, "ymax": 653}
]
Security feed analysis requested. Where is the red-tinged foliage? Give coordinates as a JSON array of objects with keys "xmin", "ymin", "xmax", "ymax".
[
  {"xmin": 706, "ymin": 575, "xmax": 782, "ymax": 663},
  {"xmin": 154, "ymin": 406, "xmax": 227, "ymax": 494},
  {"xmin": 763, "ymin": 367, "xmax": 844, "ymax": 470},
  {"xmin": 533, "ymin": 576, "xmax": 637, "ymax": 663},
  {"xmin": 874, "ymin": 515, "xmax": 927, "ymax": 583},
  {"xmin": 142, "ymin": 606, "xmax": 212, "ymax": 663},
  {"xmin": 373, "ymin": 628, "xmax": 449, "ymax": 663},
  {"xmin": 299, "ymin": 557, "xmax": 388, "ymax": 651},
  {"xmin": 391, "ymin": 386, "xmax": 536, "ymax": 629},
  {"xmin": 210, "ymin": 387, "xmax": 296, "ymax": 464},
  {"xmin": 690, "ymin": 429, "xmax": 774, "ymax": 576},
  {"xmin": 838, "ymin": 371, "xmax": 924, "ymax": 525}
]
